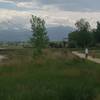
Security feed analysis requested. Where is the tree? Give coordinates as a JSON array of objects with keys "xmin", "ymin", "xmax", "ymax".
[
  {"xmin": 93, "ymin": 21, "xmax": 100, "ymax": 43},
  {"xmin": 30, "ymin": 15, "xmax": 49, "ymax": 56},
  {"xmin": 75, "ymin": 18, "xmax": 90, "ymax": 31},
  {"xmin": 68, "ymin": 31, "xmax": 78, "ymax": 48},
  {"xmin": 68, "ymin": 19, "xmax": 92, "ymax": 48}
]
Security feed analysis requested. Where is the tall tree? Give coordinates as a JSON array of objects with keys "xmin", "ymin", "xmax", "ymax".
[
  {"xmin": 75, "ymin": 18, "xmax": 90, "ymax": 31},
  {"xmin": 68, "ymin": 19, "xmax": 92, "ymax": 48},
  {"xmin": 30, "ymin": 15, "xmax": 49, "ymax": 56},
  {"xmin": 94, "ymin": 21, "xmax": 100, "ymax": 43}
]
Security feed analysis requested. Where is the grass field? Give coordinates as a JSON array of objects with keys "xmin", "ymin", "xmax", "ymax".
[{"xmin": 0, "ymin": 48, "xmax": 100, "ymax": 100}]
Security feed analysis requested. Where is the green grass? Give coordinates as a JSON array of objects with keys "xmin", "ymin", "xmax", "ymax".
[{"xmin": 0, "ymin": 48, "xmax": 100, "ymax": 100}]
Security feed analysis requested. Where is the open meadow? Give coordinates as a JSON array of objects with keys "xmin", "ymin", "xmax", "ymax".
[{"xmin": 0, "ymin": 48, "xmax": 99, "ymax": 100}]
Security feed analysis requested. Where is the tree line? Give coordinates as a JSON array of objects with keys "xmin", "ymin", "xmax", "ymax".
[
  {"xmin": 68, "ymin": 18, "xmax": 100, "ymax": 48},
  {"xmin": 30, "ymin": 15, "xmax": 100, "ymax": 57}
]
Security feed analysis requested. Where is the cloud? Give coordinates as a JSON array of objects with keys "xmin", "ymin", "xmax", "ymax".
[
  {"xmin": 1, "ymin": 0, "xmax": 100, "ymax": 12},
  {"xmin": 0, "ymin": 8, "xmax": 100, "ymax": 32},
  {"xmin": 16, "ymin": 2, "xmax": 33, "ymax": 9},
  {"xmin": 0, "ymin": 0, "xmax": 13, "ymax": 3},
  {"xmin": 0, "ymin": 9, "xmax": 31, "ymax": 31},
  {"xmin": 30, "ymin": 9, "xmax": 100, "ymax": 28},
  {"xmin": 30, "ymin": 0, "xmax": 100, "ymax": 12},
  {"xmin": 16, "ymin": 2, "xmax": 38, "ymax": 9}
]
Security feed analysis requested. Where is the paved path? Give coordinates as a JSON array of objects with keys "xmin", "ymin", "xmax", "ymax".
[
  {"xmin": 72, "ymin": 51, "xmax": 100, "ymax": 64},
  {"xmin": 0, "ymin": 55, "xmax": 7, "ymax": 61}
]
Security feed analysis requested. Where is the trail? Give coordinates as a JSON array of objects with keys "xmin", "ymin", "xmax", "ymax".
[
  {"xmin": 72, "ymin": 51, "xmax": 100, "ymax": 64},
  {"xmin": 0, "ymin": 48, "xmax": 7, "ymax": 61},
  {"xmin": 0, "ymin": 55, "xmax": 7, "ymax": 61}
]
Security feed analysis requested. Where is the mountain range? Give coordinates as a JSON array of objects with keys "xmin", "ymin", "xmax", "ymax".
[{"xmin": 0, "ymin": 26, "xmax": 74, "ymax": 42}]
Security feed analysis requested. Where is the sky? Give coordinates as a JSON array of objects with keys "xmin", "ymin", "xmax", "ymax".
[{"xmin": 0, "ymin": 0, "xmax": 100, "ymax": 41}]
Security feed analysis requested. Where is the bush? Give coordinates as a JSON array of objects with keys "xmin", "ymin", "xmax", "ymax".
[{"xmin": 68, "ymin": 40, "xmax": 78, "ymax": 48}]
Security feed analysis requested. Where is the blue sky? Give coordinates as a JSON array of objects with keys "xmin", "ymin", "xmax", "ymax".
[{"xmin": 0, "ymin": 0, "xmax": 100, "ymax": 41}]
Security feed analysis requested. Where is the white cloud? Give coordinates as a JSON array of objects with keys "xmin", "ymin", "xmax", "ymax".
[
  {"xmin": 0, "ymin": 8, "xmax": 100, "ymax": 31},
  {"xmin": 16, "ymin": 2, "xmax": 33, "ymax": 9},
  {"xmin": 30, "ymin": 9, "xmax": 100, "ymax": 28},
  {"xmin": 0, "ymin": 9, "xmax": 31, "ymax": 30},
  {"xmin": 0, "ymin": 0, "xmax": 13, "ymax": 3}
]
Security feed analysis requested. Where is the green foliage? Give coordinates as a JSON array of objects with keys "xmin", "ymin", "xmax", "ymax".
[
  {"xmin": 68, "ymin": 31, "xmax": 92, "ymax": 48},
  {"xmin": 30, "ymin": 15, "xmax": 49, "ymax": 56},
  {"xmin": 68, "ymin": 19, "xmax": 100, "ymax": 47},
  {"xmin": 68, "ymin": 40, "xmax": 77, "ymax": 48},
  {"xmin": 68, "ymin": 19, "xmax": 93, "ymax": 48},
  {"xmin": 68, "ymin": 31, "xmax": 78, "ymax": 48},
  {"xmin": 93, "ymin": 22, "xmax": 100, "ymax": 43}
]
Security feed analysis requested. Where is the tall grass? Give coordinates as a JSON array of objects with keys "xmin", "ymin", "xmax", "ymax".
[{"xmin": 0, "ymin": 48, "xmax": 99, "ymax": 100}]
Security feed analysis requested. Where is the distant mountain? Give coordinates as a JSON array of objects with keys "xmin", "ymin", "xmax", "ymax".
[
  {"xmin": 0, "ymin": 26, "xmax": 74, "ymax": 42},
  {"xmin": 47, "ymin": 26, "xmax": 74, "ymax": 41},
  {"xmin": 0, "ymin": 29, "xmax": 32, "ymax": 42}
]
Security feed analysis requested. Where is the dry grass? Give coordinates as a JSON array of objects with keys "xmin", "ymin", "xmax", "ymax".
[{"xmin": 43, "ymin": 48, "xmax": 75, "ymax": 60}]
